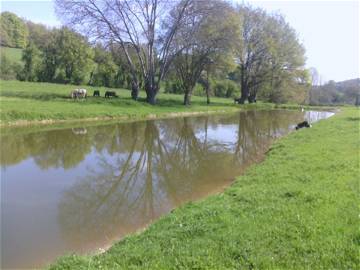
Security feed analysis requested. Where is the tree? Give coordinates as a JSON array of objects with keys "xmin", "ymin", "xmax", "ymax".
[
  {"xmin": 90, "ymin": 44, "xmax": 118, "ymax": 87},
  {"xmin": 170, "ymin": 0, "xmax": 239, "ymax": 105},
  {"xmin": 21, "ymin": 41, "xmax": 41, "ymax": 81},
  {"xmin": 26, "ymin": 21, "xmax": 52, "ymax": 50},
  {"xmin": 55, "ymin": 0, "xmax": 192, "ymax": 104},
  {"xmin": 36, "ymin": 27, "xmax": 94, "ymax": 84},
  {"xmin": 234, "ymin": 6, "xmax": 306, "ymax": 104},
  {"xmin": 0, "ymin": 12, "xmax": 28, "ymax": 48}
]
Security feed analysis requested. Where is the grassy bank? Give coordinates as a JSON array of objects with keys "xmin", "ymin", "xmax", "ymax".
[
  {"xmin": 49, "ymin": 107, "xmax": 359, "ymax": 269},
  {"xmin": 0, "ymin": 80, "xmax": 334, "ymax": 126},
  {"xmin": 0, "ymin": 80, "xmax": 241, "ymax": 125}
]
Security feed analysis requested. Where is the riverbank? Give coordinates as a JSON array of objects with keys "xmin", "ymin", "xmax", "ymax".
[
  {"xmin": 0, "ymin": 80, "xmax": 335, "ymax": 127},
  {"xmin": 49, "ymin": 107, "xmax": 359, "ymax": 269}
]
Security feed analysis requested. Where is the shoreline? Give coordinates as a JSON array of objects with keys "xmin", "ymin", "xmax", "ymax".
[{"xmin": 0, "ymin": 104, "xmax": 338, "ymax": 128}]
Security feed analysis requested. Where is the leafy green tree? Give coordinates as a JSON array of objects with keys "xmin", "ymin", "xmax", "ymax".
[
  {"xmin": 0, "ymin": 12, "xmax": 28, "ymax": 48},
  {"xmin": 36, "ymin": 27, "xmax": 94, "ymax": 84},
  {"xmin": 21, "ymin": 41, "xmax": 42, "ymax": 81},
  {"xmin": 171, "ymin": 0, "xmax": 239, "ymax": 105},
  {"xmin": 26, "ymin": 21, "xmax": 52, "ymax": 50},
  {"xmin": 55, "ymin": 27, "xmax": 94, "ymax": 84},
  {"xmin": 90, "ymin": 44, "xmax": 117, "ymax": 87},
  {"xmin": 234, "ymin": 6, "xmax": 307, "ymax": 104},
  {"xmin": 0, "ymin": 54, "xmax": 21, "ymax": 80}
]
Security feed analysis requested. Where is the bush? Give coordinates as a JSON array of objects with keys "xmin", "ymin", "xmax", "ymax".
[
  {"xmin": 214, "ymin": 80, "xmax": 240, "ymax": 98},
  {"xmin": 164, "ymin": 80, "xmax": 184, "ymax": 94},
  {"xmin": 0, "ymin": 54, "xmax": 21, "ymax": 80}
]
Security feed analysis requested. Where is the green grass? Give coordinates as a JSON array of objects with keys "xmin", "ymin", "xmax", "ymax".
[
  {"xmin": 0, "ymin": 46, "xmax": 23, "ymax": 64},
  {"xmin": 0, "ymin": 80, "xmax": 335, "ymax": 126},
  {"xmin": 0, "ymin": 80, "xmax": 243, "ymax": 125},
  {"xmin": 48, "ymin": 107, "xmax": 359, "ymax": 269}
]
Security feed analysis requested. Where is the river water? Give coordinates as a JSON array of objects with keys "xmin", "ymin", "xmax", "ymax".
[{"xmin": 0, "ymin": 110, "xmax": 333, "ymax": 269}]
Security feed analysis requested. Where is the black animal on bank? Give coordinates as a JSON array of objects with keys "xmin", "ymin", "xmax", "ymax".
[
  {"xmin": 105, "ymin": 91, "xmax": 117, "ymax": 98},
  {"xmin": 93, "ymin": 90, "xmax": 100, "ymax": 97},
  {"xmin": 295, "ymin": 121, "xmax": 311, "ymax": 130}
]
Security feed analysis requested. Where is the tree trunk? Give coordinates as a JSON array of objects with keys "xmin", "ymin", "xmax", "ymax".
[
  {"xmin": 146, "ymin": 90, "xmax": 156, "ymax": 105},
  {"xmin": 248, "ymin": 93, "xmax": 256, "ymax": 103},
  {"xmin": 239, "ymin": 65, "xmax": 248, "ymax": 104},
  {"xmin": 144, "ymin": 79, "xmax": 158, "ymax": 105},
  {"xmin": 184, "ymin": 91, "xmax": 192, "ymax": 106},
  {"xmin": 131, "ymin": 81, "xmax": 139, "ymax": 100},
  {"xmin": 206, "ymin": 87, "xmax": 210, "ymax": 104}
]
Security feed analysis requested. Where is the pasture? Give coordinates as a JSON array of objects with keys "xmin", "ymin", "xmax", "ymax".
[{"xmin": 0, "ymin": 80, "xmax": 239, "ymax": 125}]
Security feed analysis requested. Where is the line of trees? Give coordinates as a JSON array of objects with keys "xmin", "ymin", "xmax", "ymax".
[{"xmin": 1, "ymin": 1, "xmax": 311, "ymax": 105}]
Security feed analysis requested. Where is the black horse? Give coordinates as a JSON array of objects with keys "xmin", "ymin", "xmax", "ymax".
[
  {"xmin": 93, "ymin": 90, "xmax": 100, "ymax": 97},
  {"xmin": 105, "ymin": 91, "xmax": 117, "ymax": 98}
]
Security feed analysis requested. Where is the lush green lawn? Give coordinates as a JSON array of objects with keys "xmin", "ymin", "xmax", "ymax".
[
  {"xmin": 0, "ymin": 46, "xmax": 23, "ymax": 64},
  {"xmin": 0, "ymin": 80, "xmax": 243, "ymax": 124},
  {"xmin": 48, "ymin": 107, "xmax": 359, "ymax": 269}
]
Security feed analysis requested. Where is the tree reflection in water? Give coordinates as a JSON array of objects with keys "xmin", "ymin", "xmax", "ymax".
[{"xmin": 57, "ymin": 111, "xmax": 306, "ymax": 252}]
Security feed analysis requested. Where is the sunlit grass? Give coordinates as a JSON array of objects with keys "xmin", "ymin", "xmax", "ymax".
[{"xmin": 0, "ymin": 80, "xmax": 239, "ymax": 124}]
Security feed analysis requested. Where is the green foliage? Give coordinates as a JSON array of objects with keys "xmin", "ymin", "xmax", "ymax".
[
  {"xmin": 20, "ymin": 42, "xmax": 41, "ymax": 81},
  {"xmin": 90, "ymin": 45, "xmax": 117, "ymax": 87},
  {"xmin": 0, "ymin": 46, "xmax": 23, "ymax": 64},
  {"xmin": 214, "ymin": 79, "xmax": 240, "ymax": 98},
  {"xmin": 26, "ymin": 21, "xmax": 51, "ymax": 50},
  {"xmin": 54, "ymin": 28, "xmax": 94, "ymax": 84},
  {"xmin": 0, "ymin": 54, "xmax": 22, "ymax": 80},
  {"xmin": 310, "ymin": 79, "xmax": 360, "ymax": 105},
  {"xmin": 235, "ymin": 6, "xmax": 307, "ymax": 103},
  {"xmin": 0, "ymin": 12, "xmax": 28, "ymax": 48},
  {"xmin": 164, "ymin": 80, "xmax": 184, "ymax": 94}
]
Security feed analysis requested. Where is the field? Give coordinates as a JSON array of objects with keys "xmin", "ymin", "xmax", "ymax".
[
  {"xmin": 0, "ymin": 46, "xmax": 23, "ymax": 64},
  {"xmin": 0, "ymin": 80, "xmax": 334, "ymax": 126},
  {"xmin": 48, "ymin": 107, "xmax": 359, "ymax": 269},
  {"xmin": 0, "ymin": 80, "xmax": 243, "ymax": 125}
]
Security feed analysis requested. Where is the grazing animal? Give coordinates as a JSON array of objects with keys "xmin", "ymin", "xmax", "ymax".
[
  {"xmin": 234, "ymin": 97, "xmax": 241, "ymax": 104},
  {"xmin": 105, "ymin": 91, "xmax": 117, "ymax": 98},
  {"xmin": 295, "ymin": 121, "xmax": 312, "ymax": 130},
  {"xmin": 93, "ymin": 90, "xmax": 100, "ymax": 97},
  {"xmin": 70, "ymin": 89, "xmax": 87, "ymax": 99}
]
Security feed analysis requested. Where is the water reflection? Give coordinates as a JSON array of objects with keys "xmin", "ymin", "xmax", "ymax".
[{"xmin": 0, "ymin": 110, "xmax": 333, "ymax": 269}]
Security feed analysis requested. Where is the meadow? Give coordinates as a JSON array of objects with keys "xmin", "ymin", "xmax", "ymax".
[
  {"xmin": 0, "ymin": 80, "xmax": 241, "ymax": 125},
  {"xmin": 48, "ymin": 107, "xmax": 359, "ymax": 269}
]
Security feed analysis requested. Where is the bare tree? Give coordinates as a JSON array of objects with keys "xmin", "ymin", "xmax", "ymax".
[{"xmin": 55, "ymin": 0, "xmax": 192, "ymax": 104}]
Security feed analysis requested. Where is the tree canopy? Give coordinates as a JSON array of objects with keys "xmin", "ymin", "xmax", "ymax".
[{"xmin": 0, "ymin": 12, "xmax": 28, "ymax": 48}]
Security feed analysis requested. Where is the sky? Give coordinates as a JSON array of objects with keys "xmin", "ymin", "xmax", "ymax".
[{"xmin": 1, "ymin": 0, "xmax": 359, "ymax": 82}]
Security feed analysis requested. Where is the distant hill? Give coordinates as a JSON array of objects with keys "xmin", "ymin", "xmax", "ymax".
[{"xmin": 310, "ymin": 78, "xmax": 360, "ymax": 105}]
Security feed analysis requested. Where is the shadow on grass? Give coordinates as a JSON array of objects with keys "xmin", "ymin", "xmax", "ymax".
[
  {"xmin": 1, "ymin": 90, "xmax": 234, "ymax": 108},
  {"xmin": 346, "ymin": 117, "xmax": 360, "ymax": 122}
]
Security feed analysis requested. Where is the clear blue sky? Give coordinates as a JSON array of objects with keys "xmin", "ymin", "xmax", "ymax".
[{"xmin": 1, "ymin": 0, "xmax": 359, "ymax": 82}]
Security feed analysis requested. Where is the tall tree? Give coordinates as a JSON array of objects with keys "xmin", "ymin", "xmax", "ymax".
[
  {"xmin": 21, "ymin": 41, "xmax": 41, "ymax": 81},
  {"xmin": 170, "ymin": 0, "xmax": 239, "ymax": 105},
  {"xmin": 234, "ymin": 6, "xmax": 306, "ymax": 104},
  {"xmin": 55, "ymin": 0, "xmax": 192, "ymax": 103}
]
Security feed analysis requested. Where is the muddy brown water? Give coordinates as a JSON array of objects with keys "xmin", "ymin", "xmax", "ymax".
[{"xmin": 0, "ymin": 110, "xmax": 333, "ymax": 269}]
